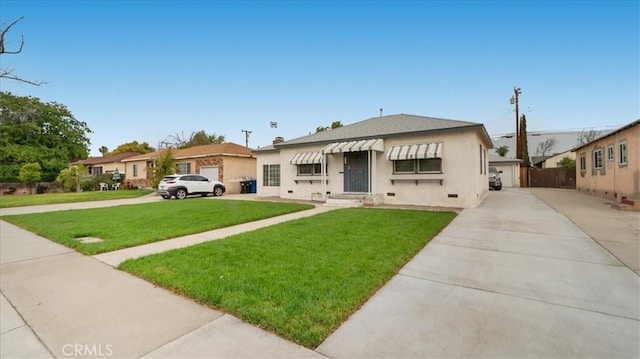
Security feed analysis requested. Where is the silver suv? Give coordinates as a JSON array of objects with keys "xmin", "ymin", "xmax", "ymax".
[
  {"xmin": 157, "ymin": 174, "xmax": 225, "ymax": 199},
  {"xmin": 488, "ymin": 166, "xmax": 502, "ymax": 190}
]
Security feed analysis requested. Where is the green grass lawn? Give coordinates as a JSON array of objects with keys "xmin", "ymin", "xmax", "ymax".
[
  {"xmin": 0, "ymin": 190, "xmax": 154, "ymax": 208},
  {"xmin": 119, "ymin": 208, "xmax": 456, "ymax": 348},
  {"xmin": 1, "ymin": 199, "xmax": 313, "ymax": 254}
]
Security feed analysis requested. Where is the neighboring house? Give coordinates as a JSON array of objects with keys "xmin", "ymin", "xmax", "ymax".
[
  {"xmin": 540, "ymin": 150, "xmax": 575, "ymax": 169},
  {"xmin": 574, "ymin": 119, "xmax": 639, "ymax": 203},
  {"xmin": 122, "ymin": 142, "xmax": 256, "ymax": 193},
  {"xmin": 488, "ymin": 155, "xmax": 523, "ymax": 188},
  {"xmin": 70, "ymin": 152, "xmax": 140, "ymax": 177},
  {"xmin": 531, "ymin": 156, "xmax": 552, "ymax": 169},
  {"xmin": 254, "ymin": 114, "xmax": 493, "ymax": 208}
]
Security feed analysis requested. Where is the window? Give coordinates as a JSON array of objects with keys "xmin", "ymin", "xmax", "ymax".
[
  {"xmin": 133, "ymin": 164, "xmax": 138, "ymax": 177},
  {"xmin": 593, "ymin": 149, "xmax": 603, "ymax": 169},
  {"xmin": 394, "ymin": 159, "xmax": 442, "ymax": 174},
  {"xmin": 619, "ymin": 141, "xmax": 627, "ymax": 166},
  {"xmin": 93, "ymin": 166, "xmax": 103, "ymax": 176},
  {"xmin": 394, "ymin": 160, "xmax": 415, "ymax": 173},
  {"xmin": 263, "ymin": 164, "xmax": 280, "ymax": 186},
  {"xmin": 579, "ymin": 153, "xmax": 586, "ymax": 171},
  {"xmin": 176, "ymin": 163, "xmax": 191, "ymax": 174},
  {"xmin": 479, "ymin": 145, "xmax": 483, "ymax": 174},
  {"xmin": 606, "ymin": 145, "xmax": 614, "ymax": 161},
  {"xmin": 297, "ymin": 163, "xmax": 322, "ymax": 176},
  {"xmin": 418, "ymin": 158, "xmax": 442, "ymax": 173}
]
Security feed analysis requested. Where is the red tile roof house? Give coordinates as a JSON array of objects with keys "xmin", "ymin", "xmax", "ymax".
[
  {"xmin": 70, "ymin": 152, "xmax": 141, "ymax": 178},
  {"xmin": 121, "ymin": 142, "xmax": 256, "ymax": 194},
  {"xmin": 574, "ymin": 119, "xmax": 639, "ymax": 209}
]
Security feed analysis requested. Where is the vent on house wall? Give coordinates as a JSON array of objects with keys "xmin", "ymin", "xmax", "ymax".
[
  {"xmin": 448, "ymin": 194, "xmax": 458, "ymax": 198},
  {"xmin": 387, "ymin": 192, "xmax": 396, "ymax": 196}
]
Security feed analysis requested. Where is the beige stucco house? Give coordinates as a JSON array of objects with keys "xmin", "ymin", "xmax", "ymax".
[
  {"xmin": 254, "ymin": 114, "xmax": 493, "ymax": 208},
  {"xmin": 574, "ymin": 119, "xmax": 639, "ymax": 203},
  {"xmin": 122, "ymin": 142, "xmax": 256, "ymax": 193},
  {"xmin": 71, "ymin": 152, "xmax": 140, "ymax": 177}
]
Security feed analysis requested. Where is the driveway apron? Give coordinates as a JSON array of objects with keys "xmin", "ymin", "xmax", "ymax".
[{"xmin": 317, "ymin": 189, "xmax": 640, "ymax": 358}]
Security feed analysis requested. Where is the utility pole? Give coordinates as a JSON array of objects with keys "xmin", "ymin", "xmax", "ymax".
[
  {"xmin": 241, "ymin": 129, "xmax": 252, "ymax": 148},
  {"xmin": 510, "ymin": 87, "xmax": 522, "ymax": 159}
]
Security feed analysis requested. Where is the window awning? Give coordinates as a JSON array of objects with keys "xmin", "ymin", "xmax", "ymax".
[
  {"xmin": 290, "ymin": 152, "xmax": 323, "ymax": 165},
  {"xmin": 322, "ymin": 138, "xmax": 384, "ymax": 154},
  {"xmin": 386, "ymin": 143, "xmax": 442, "ymax": 160}
]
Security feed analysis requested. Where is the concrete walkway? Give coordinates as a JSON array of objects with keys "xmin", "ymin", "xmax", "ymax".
[
  {"xmin": 317, "ymin": 189, "xmax": 640, "ymax": 358},
  {"xmin": 2, "ymin": 189, "xmax": 639, "ymax": 358}
]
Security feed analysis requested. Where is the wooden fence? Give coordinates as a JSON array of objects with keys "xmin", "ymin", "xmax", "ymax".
[{"xmin": 528, "ymin": 168, "xmax": 576, "ymax": 189}]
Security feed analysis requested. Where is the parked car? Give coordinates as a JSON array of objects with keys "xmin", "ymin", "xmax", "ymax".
[
  {"xmin": 157, "ymin": 174, "xmax": 225, "ymax": 199},
  {"xmin": 488, "ymin": 166, "xmax": 502, "ymax": 190}
]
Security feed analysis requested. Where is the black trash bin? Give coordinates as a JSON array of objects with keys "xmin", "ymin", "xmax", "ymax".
[{"xmin": 240, "ymin": 180, "xmax": 250, "ymax": 194}]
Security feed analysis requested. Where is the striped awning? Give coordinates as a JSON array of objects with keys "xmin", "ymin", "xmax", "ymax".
[
  {"xmin": 386, "ymin": 143, "xmax": 442, "ymax": 160},
  {"xmin": 290, "ymin": 152, "xmax": 323, "ymax": 165},
  {"xmin": 322, "ymin": 138, "xmax": 384, "ymax": 154}
]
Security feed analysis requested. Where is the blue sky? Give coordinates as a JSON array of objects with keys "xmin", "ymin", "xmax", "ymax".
[{"xmin": 1, "ymin": 0, "xmax": 638, "ymax": 156}]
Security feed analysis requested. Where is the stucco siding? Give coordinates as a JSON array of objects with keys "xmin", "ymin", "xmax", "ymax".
[
  {"xmin": 257, "ymin": 128, "xmax": 490, "ymax": 208},
  {"xmin": 576, "ymin": 123, "xmax": 639, "ymax": 201}
]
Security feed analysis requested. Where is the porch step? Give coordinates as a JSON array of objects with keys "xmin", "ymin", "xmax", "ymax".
[
  {"xmin": 323, "ymin": 193, "xmax": 383, "ymax": 208},
  {"xmin": 612, "ymin": 198, "xmax": 640, "ymax": 211}
]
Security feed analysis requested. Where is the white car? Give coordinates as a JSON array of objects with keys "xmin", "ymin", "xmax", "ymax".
[{"xmin": 157, "ymin": 174, "xmax": 225, "ymax": 199}]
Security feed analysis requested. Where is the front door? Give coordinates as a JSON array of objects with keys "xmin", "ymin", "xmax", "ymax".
[{"xmin": 344, "ymin": 151, "xmax": 368, "ymax": 192}]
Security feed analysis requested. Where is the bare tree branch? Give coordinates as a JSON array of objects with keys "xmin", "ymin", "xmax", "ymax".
[
  {"xmin": 0, "ymin": 16, "xmax": 45, "ymax": 86},
  {"xmin": 0, "ymin": 16, "xmax": 24, "ymax": 54}
]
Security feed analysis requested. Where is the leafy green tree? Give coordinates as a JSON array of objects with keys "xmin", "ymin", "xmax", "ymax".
[
  {"xmin": 0, "ymin": 92, "xmax": 91, "ymax": 182},
  {"xmin": 151, "ymin": 149, "xmax": 176, "ymax": 189},
  {"xmin": 559, "ymin": 157, "xmax": 576, "ymax": 169},
  {"xmin": 56, "ymin": 165, "xmax": 87, "ymax": 192},
  {"xmin": 519, "ymin": 114, "xmax": 531, "ymax": 167},
  {"xmin": 316, "ymin": 121, "xmax": 343, "ymax": 133},
  {"xmin": 109, "ymin": 141, "xmax": 155, "ymax": 156},
  {"xmin": 495, "ymin": 145, "xmax": 509, "ymax": 157},
  {"xmin": 99, "ymin": 146, "xmax": 109, "ymax": 156},
  {"xmin": 19, "ymin": 162, "xmax": 41, "ymax": 194}
]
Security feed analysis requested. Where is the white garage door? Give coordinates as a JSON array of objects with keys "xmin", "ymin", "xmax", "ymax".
[
  {"xmin": 494, "ymin": 164, "xmax": 515, "ymax": 187},
  {"xmin": 200, "ymin": 166, "xmax": 219, "ymax": 181}
]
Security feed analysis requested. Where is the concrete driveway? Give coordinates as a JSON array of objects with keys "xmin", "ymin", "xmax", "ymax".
[{"xmin": 317, "ymin": 189, "xmax": 640, "ymax": 358}]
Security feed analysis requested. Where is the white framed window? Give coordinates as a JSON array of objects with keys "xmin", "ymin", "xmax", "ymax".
[
  {"xmin": 93, "ymin": 166, "xmax": 103, "ymax": 176},
  {"xmin": 393, "ymin": 159, "xmax": 442, "ymax": 174},
  {"xmin": 176, "ymin": 163, "xmax": 191, "ymax": 174},
  {"xmin": 579, "ymin": 153, "xmax": 586, "ymax": 171},
  {"xmin": 619, "ymin": 141, "xmax": 628, "ymax": 166},
  {"xmin": 593, "ymin": 149, "xmax": 603, "ymax": 170},
  {"xmin": 263, "ymin": 164, "xmax": 280, "ymax": 186},
  {"xmin": 607, "ymin": 144, "xmax": 614, "ymax": 161},
  {"xmin": 297, "ymin": 164, "xmax": 322, "ymax": 176}
]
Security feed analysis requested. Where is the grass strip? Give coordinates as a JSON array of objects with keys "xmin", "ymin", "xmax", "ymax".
[
  {"xmin": 0, "ymin": 190, "xmax": 154, "ymax": 208},
  {"xmin": 2, "ymin": 199, "xmax": 313, "ymax": 254},
  {"xmin": 119, "ymin": 208, "xmax": 456, "ymax": 348}
]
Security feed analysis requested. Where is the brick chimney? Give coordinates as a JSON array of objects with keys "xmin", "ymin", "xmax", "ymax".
[{"xmin": 273, "ymin": 136, "xmax": 284, "ymax": 145}]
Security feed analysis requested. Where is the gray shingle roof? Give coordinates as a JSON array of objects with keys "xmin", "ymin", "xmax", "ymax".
[{"xmin": 256, "ymin": 113, "xmax": 487, "ymax": 152}]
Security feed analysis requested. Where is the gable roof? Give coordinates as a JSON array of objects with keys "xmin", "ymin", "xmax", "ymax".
[
  {"xmin": 122, "ymin": 142, "xmax": 253, "ymax": 162},
  {"xmin": 71, "ymin": 152, "xmax": 141, "ymax": 166},
  {"xmin": 256, "ymin": 113, "xmax": 491, "ymax": 151},
  {"xmin": 573, "ymin": 119, "xmax": 640, "ymax": 151}
]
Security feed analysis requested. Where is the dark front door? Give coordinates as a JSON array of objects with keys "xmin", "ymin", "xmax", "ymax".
[{"xmin": 344, "ymin": 151, "xmax": 368, "ymax": 192}]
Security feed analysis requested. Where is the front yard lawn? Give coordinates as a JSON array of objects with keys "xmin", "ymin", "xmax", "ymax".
[
  {"xmin": 0, "ymin": 189, "xmax": 154, "ymax": 208},
  {"xmin": 1, "ymin": 199, "xmax": 313, "ymax": 254},
  {"xmin": 118, "ymin": 208, "xmax": 456, "ymax": 348}
]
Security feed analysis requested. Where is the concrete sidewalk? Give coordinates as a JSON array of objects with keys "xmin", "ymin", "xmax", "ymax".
[
  {"xmin": 1, "ymin": 202, "xmax": 328, "ymax": 358},
  {"xmin": 317, "ymin": 189, "xmax": 640, "ymax": 358}
]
